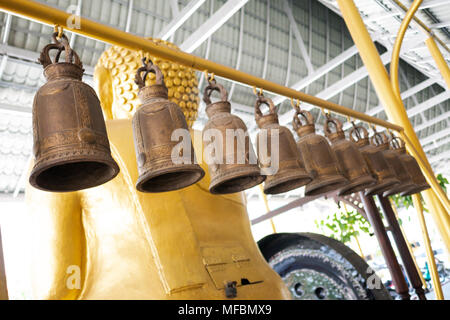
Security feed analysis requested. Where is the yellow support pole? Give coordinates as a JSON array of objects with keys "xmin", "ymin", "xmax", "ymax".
[
  {"xmin": 390, "ymin": 0, "xmax": 423, "ymax": 99},
  {"xmin": 0, "ymin": 0, "xmax": 403, "ymax": 132},
  {"xmin": 426, "ymin": 36, "xmax": 450, "ymax": 89},
  {"xmin": 336, "ymin": 0, "xmax": 450, "ymax": 254},
  {"xmin": 389, "ymin": 198, "xmax": 427, "ymax": 289},
  {"xmin": 259, "ymin": 185, "xmax": 277, "ymax": 234},
  {"xmin": 412, "ymin": 195, "xmax": 444, "ymax": 300}
]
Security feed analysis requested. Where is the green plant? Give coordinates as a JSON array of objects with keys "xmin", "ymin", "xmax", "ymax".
[{"xmin": 315, "ymin": 209, "xmax": 372, "ymax": 244}]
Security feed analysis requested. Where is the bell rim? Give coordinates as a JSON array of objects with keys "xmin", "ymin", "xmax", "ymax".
[
  {"xmin": 263, "ymin": 169, "xmax": 312, "ymax": 195},
  {"xmin": 136, "ymin": 163, "xmax": 205, "ymax": 193},
  {"xmin": 209, "ymin": 165, "xmax": 266, "ymax": 194},
  {"xmin": 382, "ymin": 182, "xmax": 417, "ymax": 197},
  {"xmin": 29, "ymin": 151, "xmax": 120, "ymax": 192},
  {"xmin": 337, "ymin": 175, "xmax": 377, "ymax": 196},
  {"xmin": 399, "ymin": 183, "xmax": 431, "ymax": 196},
  {"xmin": 304, "ymin": 175, "xmax": 349, "ymax": 197},
  {"xmin": 364, "ymin": 177, "xmax": 400, "ymax": 196}
]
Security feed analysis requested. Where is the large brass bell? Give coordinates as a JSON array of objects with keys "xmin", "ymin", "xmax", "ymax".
[
  {"xmin": 349, "ymin": 125, "xmax": 399, "ymax": 196},
  {"xmin": 29, "ymin": 33, "xmax": 120, "ymax": 192},
  {"xmin": 324, "ymin": 116, "xmax": 375, "ymax": 196},
  {"xmin": 293, "ymin": 110, "xmax": 348, "ymax": 196},
  {"xmin": 381, "ymin": 136, "xmax": 416, "ymax": 197},
  {"xmin": 202, "ymin": 79, "xmax": 265, "ymax": 194},
  {"xmin": 255, "ymin": 95, "xmax": 312, "ymax": 194},
  {"xmin": 393, "ymin": 138, "xmax": 430, "ymax": 196},
  {"xmin": 132, "ymin": 59, "xmax": 204, "ymax": 192}
]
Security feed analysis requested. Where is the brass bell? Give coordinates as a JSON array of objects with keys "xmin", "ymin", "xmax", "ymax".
[
  {"xmin": 293, "ymin": 110, "xmax": 348, "ymax": 196},
  {"xmin": 324, "ymin": 116, "xmax": 375, "ymax": 196},
  {"xmin": 393, "ymin": 139, "xmax": 430, "ymax": 196},
  {"xmin": 349, "ymin": 125, "xmax": 399, "ymax": 196},
  {"xmin": 132, "ymin": 59, "xmax": 204, "ymax": 192},
  {"xmin": 29, "ymin": 33, "xmax": 119, "ymax": 192},
  {"xmin": 381, "ymin": 136, "xmax": 416, "ymax": 197},
  {"xmin": 255, "ymin": 96, "xmax": 312, "ymax": 194},
  {"xmin": 202, "ymin": 79, "xmax": 265, "ymax": 194}
]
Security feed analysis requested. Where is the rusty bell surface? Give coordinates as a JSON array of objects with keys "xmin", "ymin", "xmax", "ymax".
[
  {"xmin": 391, "ymin": 138, "xmax": 430, "ymax": 196},
  {"xmin": 293, "ymin": 110, "xmax": 348, "ymax": 197},
  {"xmin": 255, "ymin": 96, "xmax": 311, "ymax": 194},
  {"xmin": 349, "ymin": 125, "xmax": 399, "ymax": 196},
  {"xmin": 29, "ymin": 33, "xmax": 119, "ymax": 192},
  {"xmin": 324, "ymin": 116, "xmax": 375, "ymax": 196},
  {"xmin": 202, "ymin": 80, "xmax": 265, "ymax": 194},
  {"xmin": 380, "ymin": 136, "xmax": 416, "ymax": 197},
  {"xmin": 132, "ymin": 59, "xmax": 204, "ymax": 192}
]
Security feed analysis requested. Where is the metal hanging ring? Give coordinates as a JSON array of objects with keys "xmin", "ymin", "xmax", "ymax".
[
  {"xmin": 203, "ymin": 79, "xmax": 228, "ymax": 105},
  {"xmin": 135, "ymin": 57, "xmax": 165, "ymax": 89},
  {"xmin": 38, "ymin": 31, "xmax": 82, "ymax": 69}
]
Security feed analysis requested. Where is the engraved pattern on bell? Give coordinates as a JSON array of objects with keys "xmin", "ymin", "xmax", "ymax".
[
  {"xmin": 255, "ymin": 96, "xmax": 312, "ymax": 195},
  {"xmin": 293, "ymin": 110, "xmax": 348, "ymax": 197},
  {"xmin": 324, "ymin": 116, "xmax": 375, "ymax": 196},
  {"xmin": 132, "ymin": 59, "xmax": 204, "ymax": 192},
  {"xmin": 202, "ymin": 80, "xmax": 265, "ymax": 194},
  {"xmin": 29, "ymin": 33, "xmax": 120, "ymax": 192}
]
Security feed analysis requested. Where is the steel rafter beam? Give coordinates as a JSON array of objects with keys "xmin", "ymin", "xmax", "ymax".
[
  {"xmin": 179, "ymin": 0, "xmax": 250, "ymax": 53},
  {"xmin": 406, "ymin": 91, "xmax": 450, "ymax": 118},
  {"xmin": 424, "ymin": 134, "xmax": 450, "ymax": 152},
  {"xmin": 421, "ymin": 127, "xmax": 450, "ymax": 145},
  {"xmin": 272, "ymin": 45, "xmax": 359, "ymax": 106},
  {"xmin": 158, "ymin": 0, "xmax": 207, "ymax": 41},
  {"xmin": 429, "ymin": 150, "xmax": 450, "ymax": 164},
  {"xmin": 283, "ymin": 0, "xmax": 314, "ymax": 75},
  {"xmin": 278, "ymin": 51, "xmax": 391, "ymax": 125},
  {"xmin": 366, "ymin": 78, "xmax": 436, "ymax": 117}
]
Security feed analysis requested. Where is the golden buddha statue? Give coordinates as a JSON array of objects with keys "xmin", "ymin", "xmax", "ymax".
[{"xmin": 25, "ymin": 39, "xmax": 290, "ymax": 300}]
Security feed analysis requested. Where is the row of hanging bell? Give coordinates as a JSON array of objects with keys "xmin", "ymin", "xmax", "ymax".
[{"xmin": 30, "ymin": 33, "xmax": 429, "ymax": 196}]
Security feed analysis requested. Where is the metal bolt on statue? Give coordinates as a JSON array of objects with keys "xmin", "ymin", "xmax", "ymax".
[{"xmin": 30, "ymin": 32, "xmax": 119, "ymax": 192}]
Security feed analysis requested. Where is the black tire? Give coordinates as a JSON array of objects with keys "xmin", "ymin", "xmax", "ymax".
[{"xmin": 258, "ymin": 232, "xmax": 392, "ymax": 300}]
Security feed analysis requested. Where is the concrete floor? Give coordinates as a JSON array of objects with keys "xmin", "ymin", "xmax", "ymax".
[{"xmin": 425, "ymin": 280, "xmax": 450, "ymax": 300}]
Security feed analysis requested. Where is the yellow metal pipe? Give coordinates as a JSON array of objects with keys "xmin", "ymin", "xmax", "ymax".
[
  {"xmin": 259, "ymin": 185, "xmax": 277, "ymax": 234},
  {"xmin": 421, "ymin": 191, "xmax": 450, "ymax": 253},
  {"xmin": 426, "ymin": 36, "xmax": 450, "ymax": 89},
  {"xmin": 391, "ymin": 0, "xmax": 450, "ymax": 55},
  {"xmin": 389, "ymin": 198, "xmax": 427, "ymax": 289},
  {"xmin": 412, "ymin": 195, "xmax": 444, "ymax": 300},
  {"xmin": 390, "ymin": 0, "xmax": 423, "ymax": 99},
  {"xmin": 0, "ymin": 0, "xmax": 404, "ymax": 132},
  {"xmin": 336, "ymin": 0, "xmax": 450, "ymax": 254}
]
